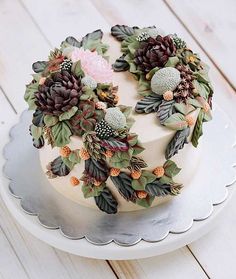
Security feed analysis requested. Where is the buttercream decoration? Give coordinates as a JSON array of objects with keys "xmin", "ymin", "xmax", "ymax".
[
  {"xmin": 62, "ymin": 46, "xmax": 75, "ymax": 58},
  {"xmin": 185, "ymin": 115, "xmax": 195, "ymax": 127},
  {"xmin": 95, "ymin": 101, "xmax": 107, "ymax": 110},
  {"xmin": 79, "ymin": 147, "xmax": 90, "ymax": 160},
  {"xmin": 163, "ymin": 90, "xmax": 174, "ymax": 101},
  {"xmin": 71, "ymin": 48, "xmax": 113, "ymax": 83},
  {"xmin": 110, "ymin": 168, "xmax": 121, "ymax": 177},
  {"xmin": 147, "ymin": 28, "xmax": 165, "ymax": 38},
  {"xmin": 94, "ymin": 180, "xmax": 102, "ymax": 187},
  {"xmin": 105, "ymin": 107, "xmax": 126, "ymax": 130},
  {"xmin": 151, "ymin": 67, "xmax": 181, "ymax": 95},
  {"xmin": 203, "ymin": 102, "xmax": 210, "ymax": 113},
  {"xmin": 131, "ymin": 170, "xmax": 142, "ymax": 180},
  {"xmin": 95, "ymin": 119, "xmax": 115, "ymax": 139},
  {"xmin": 136, "ymin": 32, "xmax": 150, "ymax": 42},
  {"xmin": 39, "ymin": 77, "xmax": 46, "ymax": 85},
  {"xmin": 104, "ymin": 150, "xmax": 113, "ymax": 158},
  {"xmin": 59, "ymin": 146, "xmax": 71, "ymax": 158},
  {"xmin": 113, "ymin": 94, "xmax": 119, "ymax": 103},
  {"xmin": 81, "ymin": 76, "xmax": 97, "ymax": 90},
  {"xmin": 70, "ymin": 176, "xmax": 80, "ymax": 186},
  {"xmin": 136, "ymin": 190, "xmax": 148, "ymax": 199},
  {"xmin": 153, "ymin": 166, "xmax": 165, "ymax": 178},
  {"xmin": 60, "ymin": 59, "xmax": 73, "ymax": 72}
]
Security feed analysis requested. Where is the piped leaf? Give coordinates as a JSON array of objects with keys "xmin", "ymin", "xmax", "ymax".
[
  {"xmin": 112, "ymin": 54, "xmax": 130, "ymax": 72},
  {"xmin": 164, "ymin": 113, "xmax": 188, "ymax": 131},
  {"xmin": 50, "ymin": 156, "xmax": 70, "ymax": 177},
  {"xmin": 135, "ymin": 93, "xmax": 162, "ymax": 114},
  {"xmin": 157, "ymin": 100, "xmax": 175, "ymax": 124},
  {"xmin": 191, "ymin": 110, "xmax": 204, "ymax": 147},
  {"xmin": 32, "ymin": 61, "xmax": 47, "ymax": 73},
  {"xmin": 111, "ymin": 24, "xmax": 138, "ymax": 41},
  {"xmin": 51, "ymin": 121, "xmax": 72, "ymax": 147},
  {"xmin": 59, "ymin": 106, "xmax": 78, "ymax": 121},
  {"xmin": 145, "ymin": 180, "xmax": 172, "ymax": 196},
  {"xmin": 84, "ymin": 158, "xmax": 109, "ymax": 182},
  {"xmin": 94, "ymin": 187, "xmax": 118, "ymax": 214}
]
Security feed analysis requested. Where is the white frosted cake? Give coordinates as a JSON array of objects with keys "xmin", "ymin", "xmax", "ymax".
[{"xmin": 25, "ymin": 25, "xmax": 213, "ymax": 214}]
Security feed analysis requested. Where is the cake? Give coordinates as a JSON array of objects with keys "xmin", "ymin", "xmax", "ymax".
[{"xmin": 24, "ymin": 25, "xmax": 213, "ymax": 214}]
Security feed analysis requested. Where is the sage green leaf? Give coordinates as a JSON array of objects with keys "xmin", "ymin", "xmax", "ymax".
[
  {"xmin": 32, "ymin": 61, "xmax": 47, "ymax": 73},
  {"xmin": 113, "ymin": 54, "xmax": 130, "ymax": 72},
  {"xmin": 127, "ymin": 133, "xmax": 138, "ymax": 146},
  {"xmin": 132, "ymin": 176, "xmax": 147, "ymax": 190},
  {"xmin": 157, "ymin": 100, "xmax": 175, "ymax": 124},
  {"xmin": 193, "ymin": 80, "xmax": 210, "ymax": 99},
  {"xmin": 128, "ymin": 41, "xmax": 140, "ymax": 55},
  {"xmin": 109, "ymin": 151, "xmax": 131, "ymax": 169},
  {"xmin": 135, "ymin": 93, "xmax": 162, "ymax": 114},
  {"xmin": 44, "ymin": 115, "xmax": 59, "ymax": 127},
  {"xmin": 32, "ymin": 136, "xmax": 44, "ymax": 149},
  {"xmin": 136, "ymin": 195, "xmax": 155, "ymax": 208},
  {"xmin": 51, "ymin": 121, "xmax": 72, "ymax": 147},
  {"xmin": 137, "ymin": 75, "xmax": 152, "ymax": 96},
  {"xmin": 65, "ymin": 36, "xmax": 81, "ymax": 47},
  {"xmin": 24, "ymin": 81, "xmax": 38, "ymax": 110},
  {"xmin": 30, "ymin": 124, "xmax": 42, "ymax": 140},
  {"xmin": 62, "ymin": 157, "xmax": 75, "ymax": 170},
  {"xmin": 163, "ymin": 160, "xmax": 181, "ymax": 178},
  {"xmin": 174, "ymin": 103, "xmax": 195, "ymax": 115},
  {"xmin": 82, "ymin": 183, "xmax": 105, "ymax": 198},
  {"xmin": 118, "ymin": 105, "xmax": 132, "ymax": 117},
  {"xmin": 165, "ymin": 127, "xmax": 190, "ymax": 159},
  {"xmin": 59, "ymin": 106, "xmax": 78, "ymax": 121},
  {"xmin": 203, "ymin": 110, "xmax": 212, "ymax": 122},
  {"xmin": 191, "ymin": 110, "xmax": 204, "ymax": 147},
  {"xmin": 68, "ymin": 149, "xmax": 81, "ymax": 164},
  {"xmin": 81, "ymin": 29, "xmax": 103, "ymax": 50},
  {"xmin": 146, "ymin": 67, "xmax": 159, "ymax": 80},
  {"xmin": 142, "ymin": 170, "xmax": 156, "ymax": 184},
  {"xmin": 71, "ymin": 61, "xmax": 84, "ymax": 77},
  {"xmin": 188, "ymin": 98, "xmax": 203, "ymax": 108},
  {"xmin": 165, "ymin": 56, "xmax": 179, "ymax": 67},
  {"xmin": 94, "ymin": 187, "xmax": 118, "ymax": 214},
  {"xmin": 159, "ymin": 175, "xmax": 174, "ymax": 184},
  {"xmin": 164, "ymin": 113, "xmax": 188, "ymax": 130},
  {"xmin": 111, "ymin": 24, "xmax": 138, "ymax": 41}
]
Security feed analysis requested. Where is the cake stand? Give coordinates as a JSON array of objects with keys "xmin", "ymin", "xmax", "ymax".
[{"xmin": 1, "ymin": 105, "xmax": 236, "ymax": 260}]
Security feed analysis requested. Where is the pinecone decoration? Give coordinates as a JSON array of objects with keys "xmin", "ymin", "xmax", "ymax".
[
  {"xmin": 35, "ymin": 70, "xmax": 82, "ymax": 115},
  {"xmin": 134, "ymin": 35, "xmax": 176, "ymax": 73},
  {"xmin": 172, "ymin": 34, "xmax": 187, "ymax": 49},
  {"xmin": 174, "ymin": 64, "xmax": 195, "ymax": 103},
  {"xmin": 60, "ymin": 59, "xmax": 73, "ymax": 72},
  {"xmin": 82, "ymin": 131, "xmax": 104, "ymax": 160},
  {"xmin": 95, "ymin": 119, "xmax": 115, "ymax": 139}
]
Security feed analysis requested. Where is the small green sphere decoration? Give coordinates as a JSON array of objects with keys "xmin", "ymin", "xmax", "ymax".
[
  {"xmin": 151, "ymin": 67, "xmax": 181, "ymax": 95},
  {"xmin": 81, "ymin": 75, "xmax": 97, "ymax": 90},
  {"xmin": 105, "ymin": 107, "xmax": 126, "ymax": 130}
]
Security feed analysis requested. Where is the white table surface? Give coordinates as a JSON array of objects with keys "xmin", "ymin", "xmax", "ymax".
[{"xmin": 0, "ymin": 0, "xmax": 236, "ymax": 278}]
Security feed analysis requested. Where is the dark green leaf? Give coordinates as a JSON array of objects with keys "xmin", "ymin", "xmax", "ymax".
[
  {"xmin": 32, "ymin": 136, "xmax": 44, "ymax": 149},
  {"xmin": 163, "ymin": 160, "xmax": 181, "ymax": 178},
  {"xmin": 32, "ymin": 61, "xmax": 47, "ymax": 73},
  {"xmin": 165, "ymin": 127, "xmax": 190, "ymax": 159},
  {"xmin": 145, "ymin": 180, "xmax": 172, "ymax": 196},
  {"xmin": 157, "ymin": 100, "xmax": 175, "ymax": 124},
  {"xmin": 191, "ymin": 110, "xmax": 204, "ymax": 147},
  {"xmin": 135, "ymin": 93, "xmax": 162, "ymax": 113},
  {"xmin": 84, "ymin": 158, "xmax": 109, "ymax": 182},
  {"xmin": 50, "ymin": 156, "xmax": 70, "ymax": 177},
  {"xmin": 32, "ymin": 109, "xmax": 44, "ymax": 127},
  {"xmin": 94, "ymin": 187, "xmax": 118, "ymax": 214},
  {"xmin": 82, "ymin": 182, "xmax": 104, "ymax": 198},
  {"xmin": 111, "ymin": 24, "xmax": 138, "ymax": 41},
  {"xmin": 29, "ymin": 124, "xmax": 42, "ymax": 140},
  {"xmin": 81, "ymin": 29, "xmax": 103, "ymax": 50},
  {"xmin": 110, "ymin": 172, "xmax": 136, "ymax": 202},
  {"xmin": 112, "ymin": 54, "xmax": 130, "ymax": 72},
  {"xmin": 65, "ymin": 36, "xmax": 81, "ymax": 47},
  {"xmin": 136, "ymin": 195, "xmax": 155, "ymax": 208}
]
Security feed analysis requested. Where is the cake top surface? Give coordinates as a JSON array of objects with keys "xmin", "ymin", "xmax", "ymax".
[{"xmin": 24, "ymin": 25, "xmax": 213, "ymax": 214}]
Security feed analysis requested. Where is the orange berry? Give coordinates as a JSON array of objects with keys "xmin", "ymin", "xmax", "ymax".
[
  {"xmin": 39, "ymin": 77, "xmax": 46, "ymax": 85},
  {"xmin": 203, "ymin": 102, "xmax": 210, "ymax": 113},
  {"xmin": 131, "ymin": 170, "xmax": 142, "ymax": 179},
  {"xmin": 59, "ymin": 146, "xmax": 71, "ymax": 158},
  {"xmin": 110, "ymin": 168, "xmax": 121, "ymax": 177},
  {"xmin": 163, "ymin": 90, "xmax": 174, "ymax": 101},
  {"xmin": 94, "ymin": 180, "xmax": 102, "ymax": 187},
  {"xmin": 153, "ymin": 166, "xmax": 165, "ymax": 178},
  {"xmin": 79, "ymin": 148, "xmax": 90, "ymax": 160},
  {"xmin": 70, "ymin": 176, "xmax": 80, "ymax": 186},
  {"xmin": 104, "ymin": 150, "xmax": 113, "ymax": 158},
  {"xmin": 136, "ymin": 190, "xmax": 148, "ymax": 199},
  {"xmin": 185, "ymin": 115, "xmax": 195, "ymax": 127}
]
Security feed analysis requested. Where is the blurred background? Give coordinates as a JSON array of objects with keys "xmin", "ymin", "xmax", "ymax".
[{"xmin": 0, "ymin": 1, "xmax": 236, "ymax": 278}]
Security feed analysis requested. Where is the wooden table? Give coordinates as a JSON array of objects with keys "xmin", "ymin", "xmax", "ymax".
[{"xmin": 0, "ymin": 1, "xmax": 236, "ymax": 278}]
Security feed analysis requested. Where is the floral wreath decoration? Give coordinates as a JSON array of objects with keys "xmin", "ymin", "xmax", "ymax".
[{"xmin": 24, "ymin": 25, "xmax": 213, "ymax": 214}]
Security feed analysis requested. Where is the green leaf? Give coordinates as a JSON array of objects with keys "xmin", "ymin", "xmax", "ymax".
[
  {"xmin": 157, "ymin": 100, "xmax": 175, "ymax": 124},
  {"xmin": 193, "ymin": 80, "xmax": 210, "ymax": 99},
  {"xmin": 110, "ymin": 172, "xmax": 136, "ymax": 202},
  {"xmin": 165, "ymin": 127, "xmax": 190, "ymax": 159},
  {"xmin": 118, "ymin": 105, "xmax": 132, "ymax": 118},
  {"xmin": 82, "ymin": 183, "xmax": 105, "ymax": 198},
  {"xmin": 135, "ymin": 93, "xmax": 162, "ymax": 114},
  {"xmin": 145, "ymin": 180, "xmax": 172, "ymax": 196},
  {"xmin": 111, "ymin": 24, "xmax": 138, "ymax": 41},
  {"xmin": 145, "ymin": 67, "xmax": 159, "ymax": 80},
  {"xmin": 112, "ymin": 54, "xmax": 130, "ymax": 72},
  {"xmin": 24, "ymin": 81, "xmax": 38, "ymax": 110},
  {"xmin": 131, "ymin": 170, "xmax": 156, "ymax": 190},
  {"xmin": 44, "ymin": 115, "xmax": 59, "ymax": 127},
  {"xmin": 61, "ymin": 157, "xmax": 75, "ymax": 170},
  {"xmin": 32, "ymin": 61, "xmax": 47, "ymax": 73},
  {"xmin": 51, "ymin": 121, "xmax": 72, "ymax": 147},
  {"xmin": 84, "ymin": 158, "xmax": 109, "ymax": 182},
  {"xmin": 137, "ymin": 75, "xmax": 152, "ymax": 96},
  {"xmin": 132, "ymin": 141, "xmax": 145, "ymax": 155},
  {"xmin": 165, "ymin": 56, "xmax": 179, "ymax": 67},
  {"xmin": 164, "ymin": 113, "xmax": 188, "ymax": 130},
  {"xmin": 174, "ymin": 103, "xmax": 195, "ymax": 115},
  {"xmin": 109, "ymin": 151, "xmax": 131, "ymax": 169},
  {"xmin": 136, "ymin": 195, "xmax": 155, "ymax": 208},
  {"xmin": 59, "ymin": 106, "xmax": 78, "ymax": 121},
  {"xmin": 159, "ymin": 175, "xmax": 174, "ymax": 184},
  {"xmin": 68, "ymin": 149, "xmax": 81, "ymax": 164},
  {"xmin": 127, "ymin": 41, "xmax": 140, "ymax": 55},
  {"xmin": 32, "ymin": 110, "xmax": 44, "ymax": 127},
  {"xmin": 191, "ymin": 110, "xmax": 204, "ymax": 147},
  {"xmin": 50, "ymin": 156, "xmax": 70, "ymax": 177},
  {"xmin": 65, "ymin": 36, "xmax": 81, "ymax": 47},
  {"xmin": 163, "ymin": 160, "xmax": 181, "ymax": 178},
  {"xmin": 142, "ymin": 170, "xmax": 156, "ymax": 184},
  {"xmin": 30, "ymin": 124, "xmax": 42, "ymax": 140},
  {"xmin": 127, "ymin": 133, "xmax": 138, "ymax": 146},
  {"xmin": 94, "ymin": 187, "xmax": 118, "ymax": 214},
  {"xmin": 71, "ymin": 61, "xmax": 84, "ymax": 77},
  {"xmin": 81, "ymin": 29, "xmax": 103, "ymax": 51}
]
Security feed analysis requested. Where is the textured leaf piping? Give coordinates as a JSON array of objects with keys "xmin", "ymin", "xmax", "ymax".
[
  {"xmin": 191, "ymin": 110, "xmax": 204, "ymax": 147},
  {"xmin": 100, "ymin": 138, "xmax": 129, "ymax": 152},
  {"xmin": 165, "ymin": 127, "xmax": 190, "ymax": 159},
  {"xmin": 112, "ymin": 54, "xmax": 130, "ymax": 72},
  {"xmin": 84, "ymin": 158, "xmax": 109, "ymax": 182},
  {"xmin": 94, "ymin": 187, "xmax": 118, "ymax": 214},
  {"xmin": 111, "ymin": 24, "xmax": 139, "ymax": 41},
  {"xmin": 50, "ymin": 156, "xmax": 70, "ymax": 177},
  {"xmin": 157, "ymin": 100, "xmax": 175, "ymax": 124},
  {"xmin": 145, "ymin": 179, "xmax": 172, "ymax": 196}
]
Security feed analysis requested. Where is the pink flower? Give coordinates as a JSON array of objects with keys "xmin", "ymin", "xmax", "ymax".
[{"xmin": 71, "ymin": 48, "xmax": 113, "ymax": 83}]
